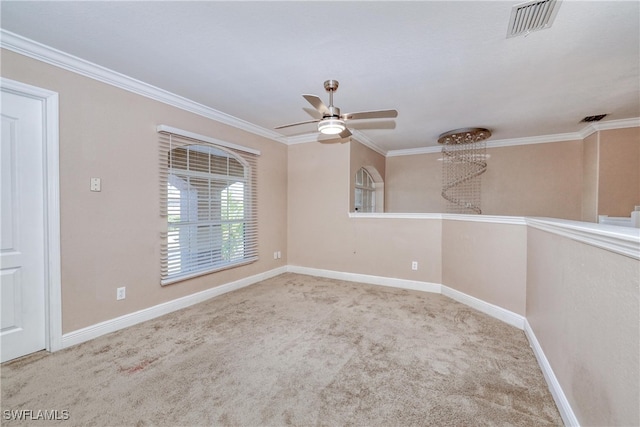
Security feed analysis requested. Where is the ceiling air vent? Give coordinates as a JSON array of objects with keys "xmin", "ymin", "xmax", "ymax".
[
  {"xmin": 507, "ymin": 0, "xmax": 562, "ymax": 38},
  {"xmin": 580, "ymin": 114, "xmax": 608, "ymax": 123}
]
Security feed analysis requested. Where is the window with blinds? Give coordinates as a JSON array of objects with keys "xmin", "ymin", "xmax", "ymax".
[
  {"xmin": 355, "ymin": 167, "xmax": 375, "ymax": 212},
  {"xmin": 159, "ymin": 128, "xmax": 258, "ymax": 285}
]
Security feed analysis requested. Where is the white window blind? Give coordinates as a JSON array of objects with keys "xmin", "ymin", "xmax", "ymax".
[{"xmin": 159, "ymin": 129, "xmax": 258, "ymax": 285}]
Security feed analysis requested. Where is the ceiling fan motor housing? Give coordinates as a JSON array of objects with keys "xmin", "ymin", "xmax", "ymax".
[{"xmin": 326, "ymin": 105, "xmax": 340, "ymax": 118}]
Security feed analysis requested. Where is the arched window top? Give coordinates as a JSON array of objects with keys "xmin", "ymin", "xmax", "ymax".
[
  {"xmin": 170, "ymin": 144, "xmax": 246, "ymax": 178},
  {"xmin": 355, "ymin": 167, "xmax": 375, "ymax": 190},
  {"xmin": 355, "ymin": 167, "xmax": 378, "ymax": 213}
]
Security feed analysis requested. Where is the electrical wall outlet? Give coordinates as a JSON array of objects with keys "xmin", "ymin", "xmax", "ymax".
[
  {"xmin": 116, "ymin": 286, "xmax": 126, "ymax": 300},
  {"xmin": 411, "ymin": 261, "xmax": 418, "ymax": 271},
  {"xmin": 90, "ymin": 177, "xmax": 101, "ymax": 192}
]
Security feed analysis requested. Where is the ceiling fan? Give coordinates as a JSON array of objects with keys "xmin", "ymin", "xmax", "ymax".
[{"xmin": 275, "ymin": 80, "xmax": 398, "ymax": 139}]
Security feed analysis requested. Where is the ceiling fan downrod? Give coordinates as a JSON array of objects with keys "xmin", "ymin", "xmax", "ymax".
[{"xmin": 324, "ymin": 80, "xmax": 340, "ymax": 118}]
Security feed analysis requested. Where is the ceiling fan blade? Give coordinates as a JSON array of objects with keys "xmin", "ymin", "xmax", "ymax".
[
  {"xmin": 303, "ymin": 107, "xmax": 323, "ymax": 119},
  {"xmin": 274, "ymin": 119, "xmax": 320, "ymax": 130},
  {"xmin": 318, "ymin": 135, "xmax": 349, "ymax": 144},
  {"xmin": 302, "ymin": 94, "xmax": 330, "ymax": 115},
  {"xmin": 339, "ymin": 127, "xmax": 352, "ymax": 138},
  {"xmin": 342, "ymin": 109, "xmax": 398, "ymax": 121},
  {"xmin": 349, "ymin": 120, "xmax": 396, "ymax": 130}
]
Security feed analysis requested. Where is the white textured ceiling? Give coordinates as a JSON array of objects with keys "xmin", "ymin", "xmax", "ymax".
[{"xmin": 1, "ymin": 1, "xmax": 639, "ymax": 152}]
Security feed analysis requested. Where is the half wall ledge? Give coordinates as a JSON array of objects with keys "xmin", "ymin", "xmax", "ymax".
[{"xmin": 348, "ymin": 213, "xmax": 640, "ymax": 260}]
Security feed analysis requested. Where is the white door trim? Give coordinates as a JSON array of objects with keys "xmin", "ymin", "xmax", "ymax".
[{"xmin": 1, "ymin": 78, "xmax": 62, "ymax": 353}]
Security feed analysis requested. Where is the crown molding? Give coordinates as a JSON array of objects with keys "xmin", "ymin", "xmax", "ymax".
[
  {"xmin": 0, "ymin": 29, "xmax": 287, "ymax": 144},
  {"xmin": 284, "ymin": 133, "xmax": 319, "ymax": 145},
  {"xmin": 281, "ymin": 130, "xmax": 388, "ymax": 157},
  {"xmin": 387, "ymin": 132, "xmax": 583, "ymax": 157},
  {"xmin": 0, "ymin": 30, "xmax": 392, "ymax": 151},
  {"xmin": 386, "ymin": 146, "xmax": 441, "ymax": 156},
  {"xmin": 487, "ymin": 131, "xmax": 583, "ymax": 148},
  {"xmin": 582, "ymin": 117, "xmax": 640, "ymax": 136},
  {"xmin": 350, "ymin": 130, "xmax": 388, "ymax": 156},
  {"xmin": 387, "ymin": 118, "xmax": 640, "ymax": 157},
  {"xmin": 4, "ymin": 30, "xmax": 637, "ymax": 154}
]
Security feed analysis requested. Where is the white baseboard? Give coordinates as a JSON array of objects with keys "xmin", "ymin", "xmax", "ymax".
[
  {"xmin": 62, "ymin": 265, "xmax": 521, "ymax": 349},
  {"xmin": 286, "ymin": 265, "xmax": 442, "ymax": 293},
  {"xmin": 524, "ymin": 320, "xmax": 580, "ymax": 427},
  {"xmin": 61, "ymin": 266, "xmax": 287, "ymax": 349},
  {"xmin": 287, "ymin": 265, "xmax": 525, "ymax": 329},
  {"xmin": 441, "ymin": 286, "xmax": 525, "ymax": 329}
]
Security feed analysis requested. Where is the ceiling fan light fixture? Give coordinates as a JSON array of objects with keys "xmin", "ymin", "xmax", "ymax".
[
  {"xmin": 318, "ymin": 118, "xmax": 346, "ymax": 135},
  {"xmin": 275, "ymin": 80, "xmax": 397, "ymax": 138}
]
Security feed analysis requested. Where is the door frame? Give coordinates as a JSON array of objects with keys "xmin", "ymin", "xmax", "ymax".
[{"xmin": 2, "ymin": 77, "xmax": 62, "ymax": 353}]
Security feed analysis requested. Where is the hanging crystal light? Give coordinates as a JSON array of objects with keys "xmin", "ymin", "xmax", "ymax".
[{"xmin": 438, "ymin": 128, "xmax": 491, "ymax": 215}]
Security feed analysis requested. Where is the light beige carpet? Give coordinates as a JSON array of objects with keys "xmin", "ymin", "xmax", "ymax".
[{"xmin": 1, "ymin": 273, "xmax": 562, "ymax": 426}]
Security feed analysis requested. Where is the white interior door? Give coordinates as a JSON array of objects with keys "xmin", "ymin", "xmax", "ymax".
[{"xmin": 1, "ymin": 89, "xmax": 47, "ymax": 362}]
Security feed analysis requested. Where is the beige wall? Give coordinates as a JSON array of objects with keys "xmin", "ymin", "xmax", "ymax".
[
  {"xmin": 598, "ymin": 127, "xmax": 640, "ymax": 217},
  {"xmin": 386, "ymin": 153, "xmax": 445, "ymax": 213},
  {"xmin": 527, "ymin": 228, "xmax": 639, "ymax": 426},
  {"xmin": 386, "ymin": 141, "xmax": 584, "ymax": 220},
  {"xmin": 581, "ymin": 127, "xmax": 640, "ymax": 221},
  {"xmin": 349, "ymin": 140, "xmax": 386, "ymax": 212},
  {"xmin": 442, "ymin": 221, "xmax": 527, "ymax": 316},
  {"xmin": 287, "ymin": 141, "xmax": 350, "ymax": 271},
  {"xmin": 581, "ymin": 132, "xmax": 599, "ymax": 222},
  {"xmin": 482, "ymin": 141, "xmax": 583, "ymax": 219},
  {"xmin": 1, "ymin": 50, "xmax": 288, "ymax": 333},
  {"xmin": 287, "ymin": 141, "xmax": 442, "ymax": 284}
]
